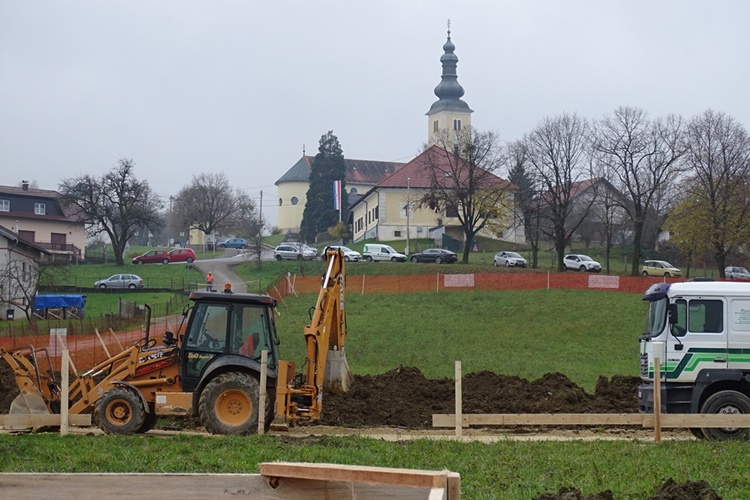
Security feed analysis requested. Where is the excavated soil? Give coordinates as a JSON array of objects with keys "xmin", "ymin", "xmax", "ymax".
[
  {"xmin": 317, "ymin": 366, "xmax": 641, "ymax": 428},
  {"xmin": 533, "ymin": 478, "xmax": 721, "ymax": 499}
]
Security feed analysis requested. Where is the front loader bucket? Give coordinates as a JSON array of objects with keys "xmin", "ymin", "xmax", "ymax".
[
  {"xmin": 323, "ymin": 348, "xmax": 353, "ymax": 394},
  {"xmin": 7, "ymin": 388, "xmax": 50, "ymax": 430}
]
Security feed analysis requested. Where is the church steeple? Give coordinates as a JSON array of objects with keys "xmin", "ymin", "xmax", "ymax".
[{"xmin": 427, "ymin": 22, "xmax": 473, "ymax": 146}]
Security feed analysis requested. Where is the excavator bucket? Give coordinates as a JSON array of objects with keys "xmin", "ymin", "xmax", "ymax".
[
  {"xmin": 323, "ymin": 348, "xmax": 353, "ymax": 394},
  {"xmin": 9, "ymin": 389, "xmax": 50, "ymax": 415}
]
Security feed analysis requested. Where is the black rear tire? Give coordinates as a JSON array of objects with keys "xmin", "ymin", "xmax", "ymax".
[
  {"xmin": 137, "ymin": 404, "xmax": 159, "ymax": 433},
  {"xmin": 199, "ymin": 372, "xmax": 261, "ymax": 435},
  {"xmin": 579, "ymin": 265, "xmax": 586, "ymax": 272},
  {"xmin": 96, "ymin": 387, "xmax": 146, "ymax": 435},
  {"xmin": 128, "ymin": 284, "xmax": 136, "ymax": 289},
  {"xmin": 700, "ymin": 390, "xmax": 750, "ymax": 441},
  {"xmin": 411, "ymin": 256, "xmax": 418, "ymax": 263},
  {"xmin": 435, "ymin": 256, "xmax": 442, "ymax": 264}
]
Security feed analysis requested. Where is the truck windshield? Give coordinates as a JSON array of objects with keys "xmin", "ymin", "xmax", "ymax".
[{"xmin": 645, "ymin": 297, "xmax": 668, "ymax": 337}]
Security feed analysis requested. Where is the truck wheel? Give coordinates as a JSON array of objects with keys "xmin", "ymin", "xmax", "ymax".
[
  {"xmin": 199, "ymin": 372, "xmax": 260, "ymax": 435},
  {"xmin": 96, "ymin": 387, "xmax": 146, "ymax": 435},
  {"xmin": 700, "ymin": 390, "xmax": 750, "ymax": 441}
]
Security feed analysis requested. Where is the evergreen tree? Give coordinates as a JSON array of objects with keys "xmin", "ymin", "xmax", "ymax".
[{"xmin": 300, "ymin": 131, "xmax": 348, "ymax": 242}]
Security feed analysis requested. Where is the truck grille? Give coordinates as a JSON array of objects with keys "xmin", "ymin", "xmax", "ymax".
[{"xmin": 640, "ymin": 353, "xmax": 649, "ymax": 377}]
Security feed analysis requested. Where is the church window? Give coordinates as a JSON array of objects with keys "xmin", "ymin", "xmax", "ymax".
[
  {"xmin": 453, "ymin": 119, "xmax": 462, "ymax": 131},
  {"xmin": 278, "ymin": 198, "xmax": 283, "ymax": 206},
  {"xmin": 433, "ymin": 120, "xmax": 439, "ymax": 132},
  {"xmin": 291, "ymin": 197, "xmax": 299, "ymax": 205},
  {"xmin": 350, "ymin": 187, "xmax": 358, "ymax": 194}
]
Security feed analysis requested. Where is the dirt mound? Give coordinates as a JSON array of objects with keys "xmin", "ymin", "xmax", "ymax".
[
  {"xmin": 0, "ymin": 360, "xmax": 19, "ymax": 414},
  {"xmin": 533, "ymin": 478, "xmax": 721, "ymax": 500},
  {"xmin": 317, "ymin": 366, "xmax": 641, "ymax": 428}
]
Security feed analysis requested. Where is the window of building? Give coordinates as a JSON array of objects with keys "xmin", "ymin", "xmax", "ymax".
[
  {"xmin": 34, "ymin": 203, "xmax": 46, "ymax": 215},
  {"xmin": 375, "ymin": 206, "xmax": 379, "ymax": 220},
  {"xmin": 394, "ymin": 231, "xmax": 402, "ymax": 237},
  {"xmin": 0, "ymin": 200, "xmax": 8, "ymax": 212},
  {"xmin": 279, "ymin": 198, "xmax": 283, "ymax": 206},
  {"xmin": 291, "ymin": 196, "xmax": 299, "ymax": 205},
  {"xmin": 453, "ymin": 119, "xmax": 462, "ymax": 131},
  {"xmin": 445, "ymin": 205, "xmax": 459, "ymax": 218},
  {"xmin": 433, "ymin": 120, "xmax": 439, "ymax": 132},
  {"xmin": 350, "ymin": 187, "xmax": 358, "ymax": 194}
]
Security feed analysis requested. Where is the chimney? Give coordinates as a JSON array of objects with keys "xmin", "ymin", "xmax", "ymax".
[{"xmin": 21, "ymin": 180, "xmax": 29, "ymax": 191}]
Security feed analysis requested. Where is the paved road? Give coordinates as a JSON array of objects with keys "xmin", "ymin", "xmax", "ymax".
[{"xmin": 191, "ymin": 245, "xmax": 274, "ymax": 294}]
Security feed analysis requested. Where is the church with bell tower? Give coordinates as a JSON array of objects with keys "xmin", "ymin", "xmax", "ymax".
[
  {"xmin": 275, "ymin": 27, "xmax": 522, "ymax": 246},
  {"xmin": 426, "ymin": 24, "xmax": 474, "ymax": 150}
]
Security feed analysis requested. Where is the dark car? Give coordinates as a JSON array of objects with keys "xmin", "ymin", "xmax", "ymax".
[
  {"xmin": 132, "ymin": 249, "xmax": 170, "ymax": 265},
  {"xmin": 217, "ymin": 238, "xmax": 248, "ymax": 249},
  {"xmin": 409, "ymin": 248, "xmax": 458, "ymax": 264},
  {"xmin": 168, "ymin": 247, "xmax": 196, "ymax": 263}
]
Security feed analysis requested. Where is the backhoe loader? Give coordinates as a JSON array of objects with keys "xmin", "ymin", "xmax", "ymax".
[{"xmin": 1, "ymin": 248, "xmax": 352, "ymax": 435}]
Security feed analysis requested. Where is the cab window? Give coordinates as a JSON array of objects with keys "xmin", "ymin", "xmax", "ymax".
[{"xmin": 673, "ymin": 299, "xmax": 723, "ymax": 335}]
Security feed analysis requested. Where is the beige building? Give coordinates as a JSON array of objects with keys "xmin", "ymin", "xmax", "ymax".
[{"xmin": 0, "ymin": 181, "xmax": 86, "ymax": 262}]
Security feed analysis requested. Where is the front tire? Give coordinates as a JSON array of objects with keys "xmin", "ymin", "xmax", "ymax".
[
  {"xmin": 275, "ymin": 255, "xmax": 282, "ymax": 261},
  {"xmin": 391, "ymin": 257, "xmax": 399, "ymax": 262},
  {"xmin": 700, "ymin": 390, "xmax": 750, "ymax": 441},
  {"xmin": 186, "ymin": 257, "xmax": 194, "ymax": 263},
  {"xmin": 344, "ymin": 256, "xmax": 350, "ymax": 262},
  {"xmin": 365, "ymin": 256, "xmax": 373, "ymax": 262},
  {"xmin": 199, "ymin": 372, "xmax": 261, "ymax": 435},
  {"xmin": 99, "ymin": 284, "xmax": 107, "ymax": 289},
  {"xmin": 136, "ymin": 260, "xmax": 143, "ymax": 265},
  {"xmin": 240, "ymin": 245, "xmax": 247, "ymax": 249},
  {"xmin": 162, "ymin": 258, "xmax": 169, "ymax": 265},
  {"xmin": 664, "ymin": 272, "xmax": 671, "ymax": 278},
  {"xmin": 96, "ymin": 387, "xmax": 146, "ymax": 435},
  {"xmin": 505, "ymin": 261, "xmax": 511, "ymax": 267}
]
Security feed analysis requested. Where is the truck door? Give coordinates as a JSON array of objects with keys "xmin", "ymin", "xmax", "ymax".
[
  {"xmin": 668, "ymin": 297, "xmax": 727, "ymax": 383},
  {"xmin": 728, "ymin": 298, "xmax": 750, "ymax": 370}
]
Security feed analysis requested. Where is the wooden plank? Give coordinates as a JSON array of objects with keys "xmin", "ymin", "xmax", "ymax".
[
  {"xmin": 454, "ymin": 361, "xmax": 462, "ymax": 438},
  {"xmin": 433, "ymin": 413, "xmax": 646, "ymax": 427},
  {"xmin": 433, "ymin": 412, "xmax": 750, "ymax": 429},
  {"xmin": 0, "ymin": 414, "xmax": 91, "ymax": 427},
  {"xmin": 643, "ymin": 414, "xmax": 750, "ymax": 428},
  {"xmin": 0, "ymin": 473, "xmax": 445, "ymax": 499},
  {"xmin": 260, "ymin": 462, "xmax": 451, "ymax": 489}
]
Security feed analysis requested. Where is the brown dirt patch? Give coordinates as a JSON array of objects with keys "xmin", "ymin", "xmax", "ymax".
[
  {"xmin": 533, "ymin": 478, "xmax": 722, "ymax": 499},
  {"xmin": 0, "ymin": 360, "xmax": 19, "ymax": 414},
  {"xmin": 317, "ymin": 366, "xmax": 641, "ymax": 428}
]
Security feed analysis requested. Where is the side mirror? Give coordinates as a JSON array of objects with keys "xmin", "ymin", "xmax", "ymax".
[{"xmin": 668, "ymin": 304, "xmax": 678, "ymax": 324}]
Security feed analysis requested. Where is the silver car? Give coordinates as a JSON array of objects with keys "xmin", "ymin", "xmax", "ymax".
[
  {"xmin": 493, "ymin": 251, "xmax": 527, "ymax": 268},
  {"xmin": 725, "ymin": 266, "xmax": 750, "ymax": 280},
  {"xmin": 324, "ymin": 245, "xmax": 361, "ymax": 262},
  {"xmin": 94, "ymin": 274, "xmax": 144, "ymax": 289},
  {"xmin": 273, "ymin": 244, "xmax": 317, "ymax": 261}
]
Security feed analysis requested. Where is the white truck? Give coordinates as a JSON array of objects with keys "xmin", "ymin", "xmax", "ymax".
[{"xmin": 639, "ymin": 281, "xmax": 750, "ymax": 440}]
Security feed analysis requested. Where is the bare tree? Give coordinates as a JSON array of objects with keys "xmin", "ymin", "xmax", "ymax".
[
  {"xmin": 666, "ymin": 110, "xmax": 750, "ymax": 277},
  {"xmin": 59, "ymin": 159, "xmax": 163, "ymax": 266},
  {"xmin": 0, "ymin": 260, "xmax": 64, "ymax": 321},
  {"xmin": 524, "ymin": 113, "xmax": 594, "ymax": 271},
  {"xmin": 173, "ymin": 173, "xmax": 257, "ymax": 244},
  {"xmin": 417, "ymin": 128, "xmax": 510, "ymax": 263},
  {"xmin": 591, "ymin": 107, "xmax": 684, "ymax": 275}
]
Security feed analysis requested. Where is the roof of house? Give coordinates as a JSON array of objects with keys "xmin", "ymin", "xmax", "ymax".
[
  {"xmin": 275, "ymin": 156, "xmax": 406, "ymax": 186},
  {"xmin": 0, "ymin": 184, "xmax": 82, "ymax": 222},
  {"xmin": 377, "ymin": 145, "xmax": 508, "ymax": 189}
]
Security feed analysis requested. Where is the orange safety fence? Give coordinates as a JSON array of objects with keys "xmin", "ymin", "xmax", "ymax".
[{"xmin": 270, "ymin": 271, "xmax": 682, "ymax": 301}]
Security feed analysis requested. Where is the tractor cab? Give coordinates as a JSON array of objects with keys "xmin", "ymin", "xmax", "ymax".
[{"xmin": 179, "ymin": 291, "xmax": 280, "ymax": 392}]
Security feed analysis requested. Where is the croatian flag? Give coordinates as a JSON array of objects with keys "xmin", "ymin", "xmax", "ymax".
[{"xmin": 333, "ymin": 180, "xmax": 342, "ymax": 210}]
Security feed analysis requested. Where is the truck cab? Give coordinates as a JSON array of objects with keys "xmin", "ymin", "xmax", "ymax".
[{"xmin": 639, "ymin": 281, "xmax": 750, "ymax": 440}]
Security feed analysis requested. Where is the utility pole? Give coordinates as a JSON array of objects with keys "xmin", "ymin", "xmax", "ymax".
[
  {"xmin": 169, "ymin": 195, "xmax": 174, "ymax": 246},
  {"xmin": 406, "ymin": 178, "xmax": 410, "ymax": 255}
]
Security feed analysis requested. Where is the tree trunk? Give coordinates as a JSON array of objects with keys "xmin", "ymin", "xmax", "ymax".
[{"xmin": 630, "ymin": 218, "xmax": 644, "ymax": 277}]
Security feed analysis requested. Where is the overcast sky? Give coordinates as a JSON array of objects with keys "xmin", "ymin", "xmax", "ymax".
[{"xmin": 2, "ymin": 1, "xmax": 749, "ymax": 228}]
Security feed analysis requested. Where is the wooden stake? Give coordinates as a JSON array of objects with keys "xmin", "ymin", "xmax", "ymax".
[
  {"xmin": 94, "ymin": 329, "xmax": 111, "ymax": 358},
  {"xmin": 56, "ymin": 333, "xmax": 78, "ymax": 375},
  {"xmin": 60, "ymin": 349, "xmax": 69, "ymax": 436},
  {"xmin": 455, "ymin": 360, "xmax": 462, "ymax": 438},
  {"xmin": 361, "ymin": 274, "xmax": 365, "ymax": 295},
  {"xmin": 258, "ymin": 350, "xmax": 268, "ymax": 435},
  {"xmin": 109, "ymin": 328, "xmax": 125, "ymax": 352}
]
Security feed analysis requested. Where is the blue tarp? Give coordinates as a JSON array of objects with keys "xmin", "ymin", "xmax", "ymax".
[{"xmin": 33, "ymin": 294, "xmax": 87, "ymax": 310}]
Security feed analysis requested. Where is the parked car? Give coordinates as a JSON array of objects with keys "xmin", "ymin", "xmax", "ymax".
[
  {"xmin": 94, "ymin": 274, "xmax": 144, "ymax": 289},
  {"xmin": 274, "ymin": 244, "xmax": 317, "ymax": 261},
  {"xmin": 362, "ymin": 243, "xmax": 407, "ymax": 262},
  {"xmin": 493, "ymin": 251, "xmax": 527, "ymax": 268},
  {"xmin": 323, "ymin": 245, "xmax": 361, "ymax": 262},
  {"xmin": 725, "ymin": 266, "xmax": 750, "ymax": 280},
  {"xmin": 132, "ymin": 249, "xmax": 170, "ymax": 265},
  {"xmin": 563, "ymin": 254, "xmax": 602, "ymax": 273},
  {"xmin": 217, "ymin": 238, "xmax": 248, "ymax": 249},
  {"xmin": 641, "ymin": 260, "xmax": 682, "ymax": 277},
  {"xmin": 410, "ymin": 248, "xmax": 457, "ymax": 264},
  {"xmin": 168, "ymin": 247, "xmax": 196, "ymax": 263}
]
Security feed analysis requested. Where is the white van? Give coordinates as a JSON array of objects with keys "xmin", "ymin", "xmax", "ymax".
[{"xmin": 362, "ymin": 244, "xmax": 407, "ymax": 262}]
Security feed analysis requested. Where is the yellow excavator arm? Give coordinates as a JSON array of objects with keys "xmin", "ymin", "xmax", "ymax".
[{"xmin": 275, "ymin": 246, "xmax": 353, "ymax": 424}]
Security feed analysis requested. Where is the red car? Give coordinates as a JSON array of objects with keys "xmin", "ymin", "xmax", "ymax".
[
  {"xmin": 132, "ymin": 249, "xmax": 170, "ymax": 265},
  {"xmin": 168, "ymin": 248, "xmax": 196, "ymax": 263}
]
